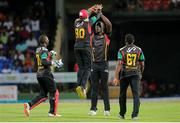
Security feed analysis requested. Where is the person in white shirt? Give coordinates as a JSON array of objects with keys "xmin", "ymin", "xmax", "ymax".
[{"xmin": 26, "ymin": 33, "xmax": 38, "ymax": 50}]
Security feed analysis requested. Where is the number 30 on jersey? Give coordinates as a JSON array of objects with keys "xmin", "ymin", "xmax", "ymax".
[{"xmin": 75, "ymin": 28, "xmax": 85, "ymax": 39}]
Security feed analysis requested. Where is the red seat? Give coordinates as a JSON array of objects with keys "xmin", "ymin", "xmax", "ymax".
[
  {"xmin": 152, "ymin": 0, "xmax": 161, "ymax": 11},
  {"xmin": 162, "ymin": 0, "xmax": 171, "ymax": 10},
  {"xmin": 143, "ymin": 0, "xmax": 153, "ymax": 11}
]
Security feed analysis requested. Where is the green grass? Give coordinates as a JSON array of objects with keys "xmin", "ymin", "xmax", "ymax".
[
  {"xmin": 19, "ymin": 92, "xmax": 79, "ymax": 100},
  {"xmin": 0, "ymin": 99, "xmax": 180, "ymax": 122}
]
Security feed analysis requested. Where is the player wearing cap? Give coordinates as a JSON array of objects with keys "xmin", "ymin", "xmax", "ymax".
[{"xmin": 74, "ymin": 4, "xmax": 102, "ymax": 99}]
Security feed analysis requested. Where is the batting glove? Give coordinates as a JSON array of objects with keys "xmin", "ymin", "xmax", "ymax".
[{"xmin": 52, "ymin": 59, "xmax": 63, "ymax": 68}]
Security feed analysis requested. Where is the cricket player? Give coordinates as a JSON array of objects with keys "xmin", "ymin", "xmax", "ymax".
[
  {"xmin": 23, "ymin": 34, "xmax": 63, "ymax": 117},
  {"xmin": 113, "ymin": 34, "xmax": 145, "ymax": 119},
  {"xmin": 74, "ymin": 4, "xmax": 102, "ymax": 99},
  {"xmin": 89, "ymin": 12, "xmax": 112, "ymax": 116}
]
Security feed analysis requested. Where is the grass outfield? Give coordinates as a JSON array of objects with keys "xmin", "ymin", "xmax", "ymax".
[{"xmin": 0, "ymin": 99, "xmax": 180, "ymax": 122}]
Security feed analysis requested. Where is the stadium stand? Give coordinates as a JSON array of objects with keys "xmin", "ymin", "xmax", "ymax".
[
  {"xmin": 0, "ymin": 0, "xmax": 56, "ymax": 73},
  {"xmin": 0, "ymin": 0, "xmax": 179, "ymax": 101},
  {"xmin": 113, "ymin": 0, "xmax": 178, "ymax": 11}
]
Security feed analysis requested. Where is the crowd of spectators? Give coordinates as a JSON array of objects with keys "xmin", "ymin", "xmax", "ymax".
[
  {"xmin": 0, "ymin": 0, "xmax": 54, "ymax": 73},
  {"xmin": 109, "ymin": 76, "xmax": 179, "ymax": 97},
  {"xmin": 140, "ymin": 78, "xmax": 179, "ymax": 97},
  {"xmin": 114, "ymin": 0, "xmax": 180, "ymax": 11}
]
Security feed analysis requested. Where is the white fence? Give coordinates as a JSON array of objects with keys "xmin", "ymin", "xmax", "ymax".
[
  {"xmin": 0, "ymin": 71, "xmax": 115, "ymax": 84},
  {"xmin": 0, "ymin": 72, "xmax": 76, "ymax": 84}
]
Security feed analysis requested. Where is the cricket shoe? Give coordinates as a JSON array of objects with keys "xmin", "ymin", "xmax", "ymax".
[
  {"xmin": 119, "ymin": 114, "xmax": 125, "ymax": 119},
  {"xmin": 88, "ymin": 110, "xmax": 97, "ymax": 116},
  {"xmin": 132, "ymin": 116, "xmax": 138, "ymax": 120},
  {"xmin": 48, "ymin": 113, "xmax": 62, "ymax": 117},
  {"xmin": 104, "ymin": 111, "xmax": 110, "ymax": 116},
  {"xmin": 24, "ymin": 103, "xmax": 30, "ymax": 117},
  {"xmin": 76, "ymin": 86, "xmax": 86, "ymax": 99}
]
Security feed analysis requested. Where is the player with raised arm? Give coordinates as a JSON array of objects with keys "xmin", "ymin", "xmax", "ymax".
[
  {"xmin": 89, "ymin": 10, "xmax": 112, "ymax": 116},
  {"xmin": 74, "ymin": 4, "xmax": 103, "ymax": 99}
]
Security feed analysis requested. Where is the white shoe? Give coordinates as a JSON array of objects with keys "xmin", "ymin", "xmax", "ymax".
[
  {"xmin": 104, "ymin": 111, "xmax": 110, "ymax": 116},
  {"xmin": 24, "ymin": 103, "xmax": 30, "ymax": 117},
  {"xmin": 132, "ymin": 116, "xmax": 138, "ymax": 120},
  {"xmin": 48, "ymin": 113, "xmax": 62, "ymax": 117},
  {"xmin": 88, "ymin": 110, "xmax": 97, "ymax": 116}
]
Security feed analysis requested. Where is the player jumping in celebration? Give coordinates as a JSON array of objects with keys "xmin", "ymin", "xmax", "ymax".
[
  {"xmin": 74, "ymin": 4, "xmax": 103, "ymax": 99},
  {"xmin": 23, "ymin": 35, "xmax": 63, "ymax": 117}
]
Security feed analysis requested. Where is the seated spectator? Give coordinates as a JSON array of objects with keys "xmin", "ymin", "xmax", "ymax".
[
  {"xmin": 14, "ymin": 50, "xmax": 25, "ymax": 62},
  {"xmin": 25, "ymin": 33, "xmax": 38, "ymax": 50},
  {"xmin": 22, "ymin": 16, "xmax": 31, "ymax": 32},
  {"xmin": 15, "ymin": 42, "xmax": 28, "ymax": 52},
  {"xmin": 30, "ymin": 16, "xmax": 40, "ymax": 39},
  {"xmin": 12, "ymin": 58, "xmax": 23, "ymax": 73},
  {"xmin": 23, "ymin": 52, "xmax": 34, "ymax": 73},
  {"xmin": 0, "ymin": 42, "xmax": 7, "ymax": 51},
  {"xmin": 1, "ymin": 63, "xmax": 11, "ymax": 73},
  {"xmin": 18, "ymin": 25, "xmax": 30, "ymax": 40},
  {"xmin": 0, "ymin": 29, "xmax": 8, "ymax": 45},
  {"xmin": 7, "ymin": 26, "xmax": 15, "ymax": 37},
  {"xmin": 14, "ymin": 16, "xmax": 22, "ymax": 32},
  {"xmin": 3, "ymin": 16, "xmax": 13, "ymax": 31}
]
